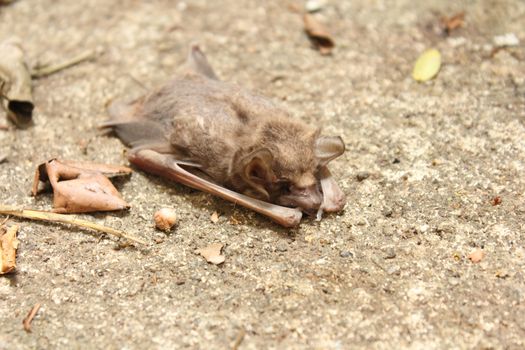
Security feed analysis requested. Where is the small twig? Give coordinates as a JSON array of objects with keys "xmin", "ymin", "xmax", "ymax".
[
  {"xmin": 0, "ymin": 205, "xmax": 146, "ymax": 245},
  {"xmin": 23, "ymin": 303, "xmax": 41, "ymax": 333},
  {"xmin": 232, "ymin": 328, "xmax": 245, "ymax": 350},
  {"xmin": 31, "ymin": 50, "xmax": 97, "ymax": 78}
]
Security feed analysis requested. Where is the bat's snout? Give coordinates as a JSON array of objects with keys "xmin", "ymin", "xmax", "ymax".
[{"xmin": 277, "ymin": 184, "xmax": 323, "ymax": 212}]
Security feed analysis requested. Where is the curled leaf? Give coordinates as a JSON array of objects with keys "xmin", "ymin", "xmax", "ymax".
[
  {"xmin": 412, "ymin": 48, "xmax": 441, "ymax": 82},
  {"xmin": 0, "ymin": 38, "xmax": 33, "ymax": 127},
  {"xmin": 197, "ymin": 243, "xmax": 225, "ymax": 265},
  {"xmin": 0, "ymin": 224, "xmax": 19, "ymax": 274},
  {"xmin": 303, "ymin": 14, "xmax": 335, "ymax": 55},
  {"xmin": 32, "ymin": 159, "xmax": 132, "ymax": 213}
]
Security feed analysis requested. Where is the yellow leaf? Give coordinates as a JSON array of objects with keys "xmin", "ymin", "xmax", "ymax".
[{"xmin": 412, "ymin": 48, "xmax": 441, "ymax": 82}]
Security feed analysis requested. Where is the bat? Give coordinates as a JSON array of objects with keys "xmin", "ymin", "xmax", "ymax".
[{"xmin": 102, "ymin": 45, "xmax": 345, "ymax": 227}]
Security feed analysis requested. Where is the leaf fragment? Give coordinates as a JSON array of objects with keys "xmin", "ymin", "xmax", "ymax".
[
  {"xmin": 0, "ymin": 38, "xmax": 34, "ymax": 127},
  {"xmin": 441, "ymin": 12, "xmax": 465, "ymax": 35},
  {"xmin": 303, "ymin": 14, "xmax": 335, "ymax": 55},
  {"xmin": 412, "ymin": 48, "xmax": 441, "ymax": 82},
  {"xmin": 197, "ymin": 243, "xmax": 225, "ymax": 265},
  {"xmin": 468, "ymin": 249, "xmax": 484, "ymax": 263},
  {"xmin": 32, "ymin": 159, "xmax": 131, "ymax": 213},
  {"xmin": 0, "ymin": 224, "xmax": 19, "ymax": 274},
  {"xmin": 210, "ymin": 211, "xmax": 219, "ymax": 224}
]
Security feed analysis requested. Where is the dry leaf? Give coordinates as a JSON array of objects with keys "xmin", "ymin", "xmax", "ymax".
[
  {"xmin": 303, "ymin": 14, "xmax": 335, "ymax": 55},
  {"xmin": 32, "ymin": 159, "xmax": 131, "ymax": 213},
  {"xmin": 0, "ymin": 38, "xmax": 34, "ymax": 127},
  {"xmin": 468, "ymin": 249, "xmax": 484, "ymax": 263},
  {"xmin": 197, "ymin": 243, "xmax": 225, "ymax": 265},
  {"xmin": 210, "ymin": 211, "xmax": 219, "ymax": 224},
  {"xmin": 0, "ymin": 224, "xmax": 19, "ymax": 274},
  {"xmin": 412, "ymin": 48, "xmax": 441, "ymax": 82},
  {"xmin": 491, "ymin": 196, "xmax": 502, "ymax": 206},
  {"xmin": 441, "ymin": 12, "xmax": 465, "ymax": 35}
]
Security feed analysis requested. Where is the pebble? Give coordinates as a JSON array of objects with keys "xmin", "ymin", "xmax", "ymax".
[
  {"xmin": 305, "ymin": 0, "xmax": 325, "ymax": 13},
  {"xmin": 382, "ymin": 207, "xmax": 393, "ymax": 217},
  {"xmin": 386, "ymin": 265, "xmax": 400, "ymax": 275},
  {"xmin": 340, "ymin": 250, "xmax": 353, "ymax": 258},
  {"xmin": 355, "ymin": 171, "xmax": 370, "ymax": 182},
  {"xmin": 276, "ymin": 242, "xmax": 288, "ymax": 252},
  {"xmin": 384, "ymin": 247, "xmax": 396, "ymax": 259},
  {"xmin": 493, "ymin": 33, "xmax": 520, "ymax": 47}
]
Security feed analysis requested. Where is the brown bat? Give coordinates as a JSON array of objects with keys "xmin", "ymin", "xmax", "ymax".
[{"xmin": 102, "ymin": 46, "xmax": 345, "ymax": 227}]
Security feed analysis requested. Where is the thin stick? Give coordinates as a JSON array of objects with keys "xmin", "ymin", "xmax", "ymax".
[
  {"xmin": 232, "ymin": 328, "xmax": 245, "ymax": 350},
  {"xmin": 31, "ymin": 50, "xmax": 97, "ymax": 78},
  {"xmin": 0, "ymin": 205, "xmax": 146, "ymax": 245},
  {"xmin": 22, "ymin": 303, "xmax": 41, "ymax": 333}
]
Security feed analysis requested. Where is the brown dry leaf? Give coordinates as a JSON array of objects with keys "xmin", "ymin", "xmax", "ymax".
[
  {"xmin": 441, "ymin": 12, "xmax": 465, "ymax": 35},
  {"xmin": 0, "ymin": 38, "xmax": 34, "ymax": 127},
  {"xmin": 491, "ymin": 196, "xmax": 502, "ymax": 206},
  {"xmin": 468, "ymin": 249, "xmax": 484, "ymax": 263},
  {"xmin": 303, "ymin": 13, "xmax": 335, "ymax": 55},
  {"xmin": 197, "ymin": 243, "xmax": 225, "ymax": 265},
  {"xmin": 32, "ymin": 159, "xmax": 131, "ymax": 213},
  {"xmin": 0, "ymin": 224, "xmax": 19, "ymax": 274},
  {"xmin": 210, "ymin": 211, "xmax": 219, "ymax": 224}
]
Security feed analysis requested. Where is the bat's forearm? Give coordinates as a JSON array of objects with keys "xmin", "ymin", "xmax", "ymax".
[{"xmin": 128, "ymin": 149, "xmax": 303, "ymax": 227}]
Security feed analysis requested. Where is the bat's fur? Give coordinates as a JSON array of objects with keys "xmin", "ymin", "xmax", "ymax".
[{"xmin": 103, "ymin": 46, "xmax": 345, "ymax": 215}]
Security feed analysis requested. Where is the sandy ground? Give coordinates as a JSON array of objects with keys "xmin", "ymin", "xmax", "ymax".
[{"xmin": 1, "ymin": 0, "xmax": 524, "ymax": 349}]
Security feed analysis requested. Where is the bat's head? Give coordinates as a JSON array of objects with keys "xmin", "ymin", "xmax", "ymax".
[{"xmin": 231, "ymin": 121, "xmax": 345, "ymax": 213}]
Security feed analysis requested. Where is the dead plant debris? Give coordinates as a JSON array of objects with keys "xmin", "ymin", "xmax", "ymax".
[
  {"xmin": 0, "ymin": 37, "xmax": 34, "ymax": 127},
  {"xmin": 210, "ymin": 211, "xmax": 219, "ymax": 224},
  {"xmin": 196, "ymin": 243, "xmax": 225, "ymax": 265},
  {"xmin": 468, "ymin": 249, "xmax": 484, "ymax": 263},
  {"xmin": 0, "ymin": 205, "xmax": 146, "ymax": 245},
  {"xmin": 441, "ymin": 11, "xmax": 465, "ymax": 35},
  {"xmin": 32, "ymin": 159, "xmax": 131, "ymax": 213},
  {"xmin": 22, "ymin": 303, "xmax": 41, "ymax": 333},
  {"xmin": 0, "ymin": 224, "xmax": 19, "ymax": 274},
  {"xmin": 303, "ymin": 13, "xmax": 335, "ymax": 55},
  {"xmin": 412, "ymin": 48, "xmax": 441, "ymax": 82}
]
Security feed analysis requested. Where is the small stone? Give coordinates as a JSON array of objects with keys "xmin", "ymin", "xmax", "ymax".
[
  {"xmin": 384, "ymin": 247, "xmax": 396, "ymax": 259},
  {"xmin": 340, "ymin": 250, "xmax": 353, "ymax": 258},
  {"xmin": 305, "ymin": 0, "xmax": 326, "ymax": 13},
  {"xmin": 276, "ymin": 242, "xmax": 288, "ymax": 252},
  {"xmin": 493, "ymin": 33, "xmax": 520, "ymax": 47},
  {"xmin": 382, "ymin": 208, "xmax": 393, "ymax": 217},
  {"xmin": 386, "ymin": 265, "xmax": 400, "ymax": 275},
  {"xmin": 355, "ymin": 171, "xmax": 370, "ymax": 182}
]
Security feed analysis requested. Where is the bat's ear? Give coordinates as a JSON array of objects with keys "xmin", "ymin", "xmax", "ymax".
[
  {"xmin": 234, "ymin": 148, "xmax": 276, "ymax": 201},
  {"xmin": 315, "ymin": 136, "xmax": 345, "ymax": 166},
  {"xmin": 184, "ymin": 44, "xmax": 219, "ymax": 80}
]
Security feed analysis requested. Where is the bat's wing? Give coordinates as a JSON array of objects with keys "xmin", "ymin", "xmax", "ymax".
[{"xmin": 100, "ymin": 96, "xmax": 175, "ymax": 154}]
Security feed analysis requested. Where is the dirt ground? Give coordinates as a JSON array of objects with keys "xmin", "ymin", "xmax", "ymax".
[{"xmin": 1, "ymin": 0, "xmax": 524, "ymax": 349}]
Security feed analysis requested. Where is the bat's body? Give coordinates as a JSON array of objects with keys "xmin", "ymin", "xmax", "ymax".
[{"xmin": 103, "ymin": 46, "xmax": 345, "ymax": 227}]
